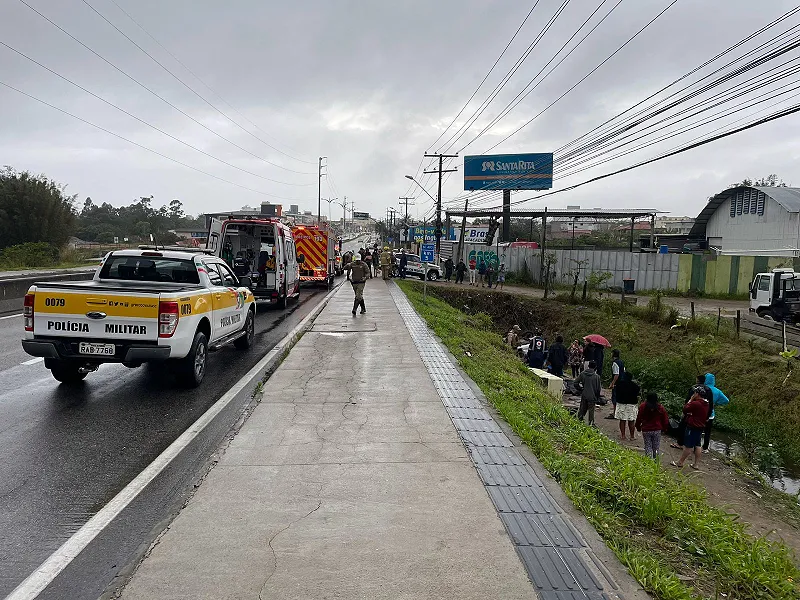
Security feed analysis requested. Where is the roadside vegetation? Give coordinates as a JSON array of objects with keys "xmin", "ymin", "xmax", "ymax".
[{"xmin": 398, "ymin": 280, "xmax": 800, "ymax": 600}]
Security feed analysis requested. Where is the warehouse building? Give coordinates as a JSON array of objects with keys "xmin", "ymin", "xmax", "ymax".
[{"xmin": 689, "ymin": 185, "xmax": 800, "ymax": 256}]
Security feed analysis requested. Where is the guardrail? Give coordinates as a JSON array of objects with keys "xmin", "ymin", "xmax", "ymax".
[
  {"xmin": 738, "ymin": 313, "xmax": 800, "ymax": 348},
  {"xmin": 0, "ymin": 269, "xmax": 94, "ymax": 314}
]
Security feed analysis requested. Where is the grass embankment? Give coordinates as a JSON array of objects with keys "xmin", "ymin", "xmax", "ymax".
[
  {"xmin": 398, "ymin": 281, "xmax": 800, "ymax": 600},
  {"xmin": 421, "ymin": 284, "xmax": 800, "ymax": 471}
]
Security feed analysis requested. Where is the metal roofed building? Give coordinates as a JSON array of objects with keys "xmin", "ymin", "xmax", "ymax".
[{"xmin": 688, "ymin": 186, "xmax": 800, "ymax": 256}]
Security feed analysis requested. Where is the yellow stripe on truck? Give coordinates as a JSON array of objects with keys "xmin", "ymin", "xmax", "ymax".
[{"xmin": 34, "ymin": 290, "xmax": 213, "ymax": 317}]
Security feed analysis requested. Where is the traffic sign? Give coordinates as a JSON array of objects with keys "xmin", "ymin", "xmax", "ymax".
[{"xmin": 421, "ymin": 243, "xmax": 435, "ymax": 262}]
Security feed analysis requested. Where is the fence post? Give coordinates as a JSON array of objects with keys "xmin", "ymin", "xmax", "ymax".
[
  {"xmin": 736, "ymin": 310, "xmax": 741, "ymax": 339},
  {"xmin": 716, "ymin": 307, "xmax": 721, "ymax": 335},
  {"xmin": 582, "ymin": 281, "xmax": 588, "ymax": 301},
  {"xmin": 783, "ymin": 321, "xmax": 787, "ymax": 352},
  {"xmin": 690, "ymin": 302, "xmax": 695, "ymax": 321}
]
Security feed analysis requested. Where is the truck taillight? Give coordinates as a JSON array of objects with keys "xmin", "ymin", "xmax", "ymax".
[
  {"xmin": 23, "ymin": 293, "xmax": 34, "ymax": 332},
  {"xmin": 158, "ymin": 301, "xmax": 179, "ymax": 338}
]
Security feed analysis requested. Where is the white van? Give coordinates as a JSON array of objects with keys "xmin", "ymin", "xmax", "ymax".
[{"xmin": 206, "ymin": 216, "xmax": 300, "ymax": 308}]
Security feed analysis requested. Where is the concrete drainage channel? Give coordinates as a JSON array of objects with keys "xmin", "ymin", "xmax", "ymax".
[{"xmin": 389, "ymin": 283, "xmax": 623, "ymax": 600}]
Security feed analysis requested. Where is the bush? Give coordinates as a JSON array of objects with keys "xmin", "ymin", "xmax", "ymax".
[{"xmin": 0, "ymin": 242, "xmax": 60, "ymax": 268}]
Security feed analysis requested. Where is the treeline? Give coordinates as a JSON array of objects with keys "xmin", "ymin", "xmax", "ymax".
[{"xmin": 0, "ymin": 167, "xmax": 204, "ymax": 251}]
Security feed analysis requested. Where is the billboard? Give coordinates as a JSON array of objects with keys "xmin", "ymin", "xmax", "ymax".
[
  {"xmin": 408, "ymin": 226, "xmax": 457, "ymax": 242},
  {"xmin": 459, "ymin": 226, "xmax": 490, "ymax": 243},
  {"xmin": 464, "ymin": 152, "xmax": 553, "ymax": 191},
  {"xmin": 353, "ymin": 211, "xmax": 370, "ymax": 219}
]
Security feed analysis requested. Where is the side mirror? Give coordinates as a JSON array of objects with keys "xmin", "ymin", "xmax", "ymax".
[
  {"xmin": 239, "ymin": 276, "xmax": 252, "ymax": 288},
  {"xmin": 297, "ymin": 254, "xmax": 305, "ymax": 264}
]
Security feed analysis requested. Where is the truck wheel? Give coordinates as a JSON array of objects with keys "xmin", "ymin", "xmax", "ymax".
[
  {"xmin": 758, "ymin": 309, "xmax": 776, "ymax": 321},
  {"xmin": 177, "ymin": 331, "xmax": 208, "ymax": 387},
  {"xmin": 50, "ymin": 361, "xmax": 87, "ymax": 384},
  {"xmin": 234, "ymin": 308, "xmax": 255, "ymax": 350}
]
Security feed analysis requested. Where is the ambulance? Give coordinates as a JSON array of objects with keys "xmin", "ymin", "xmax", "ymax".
[
  {"xmin": 291, "ymin": 224, "xmax": 335, "ymax": 287},
  {"xmin": 206, "ymin": 216, "xmax": 300, "ymax": 307}
]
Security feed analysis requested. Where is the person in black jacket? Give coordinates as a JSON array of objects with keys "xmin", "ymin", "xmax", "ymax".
[
  {"xmin": 614, "ymin": 371, "xmax": 641, "ymax": 440},
  {"xmin": 546, "ymin": 335, "xmax": 568, "ymax": 377}
]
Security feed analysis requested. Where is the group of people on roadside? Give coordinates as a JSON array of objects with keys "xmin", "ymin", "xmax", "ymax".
[
  {"xmin": 445, "ymin": 256, "xmax": 507, "ymax": 289},
  {"xmin": 504, "ymin": 327, "xmax": 731, "ymax": 464}
]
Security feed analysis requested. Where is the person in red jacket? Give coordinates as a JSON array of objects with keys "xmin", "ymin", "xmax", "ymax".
[
  {"xmin": 672, "ymin": 386, "xmax": 711, "ymax": 469},
  {"xmin": 635, "ymin": 392, "xmax": 670, "ymax": 460}
]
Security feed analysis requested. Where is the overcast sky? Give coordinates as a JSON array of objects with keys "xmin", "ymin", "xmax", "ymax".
[{"xmin": 2, "ymin": 0, "xmax": 800, "ymax": 223}]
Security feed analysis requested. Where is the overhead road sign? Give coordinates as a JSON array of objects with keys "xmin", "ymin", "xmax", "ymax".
[
  {"xmin": 353, "ymin": 211, "xmax": 370, "ymax": 219},
  {"xmin": 464, "ymin": 153, "xmax": 553, "ymax": 191}
]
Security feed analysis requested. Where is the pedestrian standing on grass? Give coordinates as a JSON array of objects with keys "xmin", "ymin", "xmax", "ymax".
[
  {"xmin": 496, "ymin": 263, "xmax": 507, "ymax": 290},
  {"xmin": 444, "ymin": 257, "xmax": 454, "ymax": 282},
  {"xmin": 594, "ymin": 343, "xmax": 606, "ymax": 384},
  {"xmin": 527, "ymin": 332, "xmax": 547, "ymax": 369},
  {"xmin": 614, "ymin": 371, "xmax": 640, "ymax": 440},
  {"xmin": 568, "ymin": 340, "xmax": 583, "ymax": 379},
  {"xmin": 606, "ymin": 349, "xmax": 625, "ymax": 420},
  {"xmin": 506, "ymin": 325, "xmax": 521, "ymax": 348},
  {"xmin": 702, "ymin": 373, "xmax": 729, "ymax": 453},
  {"xmin": 636, "ymin": 392, "xmax": 670, "ymax": 461},
  {"xmin": 455, "ymin": 259, "xmax": 467, "ymax": 284},
  {"xmin": 672, "ymin": 387, "xmax": 711, "ymax": 470},
  {"xmin": 582, "ymin": 341, "xmax": 594, "ymax": 371},
  {"xmin": 468, "ymin": 257, "xmax": 477, "ymax": 285},
  {"xmin": 546, "ymin": 335, "xmax": 568, "ymax": 377},
  {"xmin": 576, "ymin": 361, "xmax": 602, "ymax": 427}
]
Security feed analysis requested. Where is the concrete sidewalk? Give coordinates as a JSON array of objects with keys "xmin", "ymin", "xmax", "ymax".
[{"xmin": 121, "ymin": 279, "xmax": 539, "ymax": 599}]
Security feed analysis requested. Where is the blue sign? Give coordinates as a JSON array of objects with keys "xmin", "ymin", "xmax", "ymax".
[
  {"xmin": 464, "ymin": 152, "xmax": 553, "ymax": 190},
  {"xmin": 409, "ymin": 226, "xmax": 457, "ymax": 242},
  {"xmin": 421, "ymin": 244, "xmax": 435, "ymax": 262}
]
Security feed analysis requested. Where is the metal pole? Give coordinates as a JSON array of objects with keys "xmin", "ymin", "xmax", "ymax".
[
  {"xmin": 318, "ymin": 157, "xmax": 323, "ymax": 226},
  {"xmin": 650, "ymin": 214, "xmax": 656, "ymax": 252},
  {"xmin": 436, "ymin": 155, "xmax": 443, "ymax": 261},
  {"xmin": 629, "ymin": 217, "xmax": 635, "ymax": 252},
  {"xmin": 457, "ymin": 196, "xmax": 469, "ymax": 264},
  {"xmin": 423, "ymin": 213, "xmax": 428, "ymax": 304},
  {"xmin": 502, "ymin": 189, "xmax": 511, "ymax": 242}
]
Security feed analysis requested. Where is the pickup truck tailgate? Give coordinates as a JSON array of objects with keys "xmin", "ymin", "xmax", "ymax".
[{"xmin": 32, "ymin": 289, "xmax": 160, "ymax": 341}]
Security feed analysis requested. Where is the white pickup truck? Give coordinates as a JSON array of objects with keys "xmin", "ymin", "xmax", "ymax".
[{"xmin": 21, "ymin": 248, "xmax": 255, "ymax": 387}]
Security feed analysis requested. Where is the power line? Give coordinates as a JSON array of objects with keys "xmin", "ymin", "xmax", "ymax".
[
  {"xmin": 0, "ymin": 40, "xmax": 314, "ymax": 187},
  {"xmin": 105, "ymin": 0, "xmax": 316, "ymax": 165},
  {"xmin": 0, "ymin": 79, "xmax": 306, "ymax": 200},
  {"xmin": 482, "ymin": 0, "xmax": 679, "ymax": 153},
  {"xmin": 17, "ymin": 0, "xmax": 315, "ymax": 182},
  {"xmin": 79, "ymin": 0, "xmax": 315, "ymax": 174},
  {"xmin": 427, "ymin": 2, "xmax": 540, "ymax": 152}
]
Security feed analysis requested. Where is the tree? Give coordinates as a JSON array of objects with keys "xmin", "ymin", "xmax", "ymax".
[
  {"xmin": 168, "ymin": 199, "xmax": 184, "ymax": 221},
  {"xmin": 0, "ymin": 167, "xmax": 76, "ymax": 249},
  {"xmin": 729, "ymin": 174, "xmax": 787, "ymax": 188}
]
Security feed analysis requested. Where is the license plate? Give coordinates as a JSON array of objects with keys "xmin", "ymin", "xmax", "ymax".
[{"xmin": 78, "ymin": 342, "xmax": 115, "ymax": 356}]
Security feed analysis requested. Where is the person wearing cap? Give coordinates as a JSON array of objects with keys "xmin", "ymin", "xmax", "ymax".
[
  {"xmin": 506, "ymin": 325, "xmax": 521, "ymax": 348},
  {"xmin": 379, "ymin": 246, "xmax": 393, "ymax": 280},
  {"xmin": 344, "ymin": 254, "xmax": 370, "ymax": 315}
]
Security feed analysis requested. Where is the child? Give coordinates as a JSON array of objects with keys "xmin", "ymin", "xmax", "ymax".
[
  {"xmin": 672, "ymin": 387, "xmax": 710, "ymax": 470},
  {"xmin": 635, "ymin": 392, "xmax": 670, "ymax": 460}
]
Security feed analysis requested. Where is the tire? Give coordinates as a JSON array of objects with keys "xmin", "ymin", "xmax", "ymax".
[
  {"xmin": 50, "ymin": 361, "xmax": 87, "ymax": 384},
  {"xmin": 427, "ymin": 270, "xmax": 440, "ymax": 281},
  {"xmin": 277, "ymin": 283, "xmax": 287, "ymax": 308},
  {"xmin": 758, "ymin": 309, "xmax": 776, "ymax": 321},
  {"xmin": 234, "ymin": 308, "xmax": 255, "ymax": 350},
  {"xmin": 177, "ymin": 331, "xmax": 208, "ymax": 387}
]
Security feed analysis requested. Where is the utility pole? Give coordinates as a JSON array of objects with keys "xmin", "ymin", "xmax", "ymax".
[
  {"xmin": 335, "ymin": 197, "xmax": 346, "ymax": 236},
  {"xmin": 456, "ymin": 197, "xmax": 469, "ymax": 264},
  {"xmin": 348, "ymin": 199, "xmax": 355, "ymax": 236},
  {"xmin": 398, "ymin": 196, "xmax": 415, "ymax": 248},
  {"xmin": 423, "ymin": 152, "xmax": 458, "ymax": 261},
  {"xmin": 388, "ymin": 208, "xmax": 397, "ymax": 247},
  {"xmin": 317, "ymin": 156, "xmax": 327, "ymax": 226}
]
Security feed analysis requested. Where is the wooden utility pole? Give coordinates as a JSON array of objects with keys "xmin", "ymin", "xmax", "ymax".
[{"xmin": 423, "ymin": 152, "xmax": 458, "ymax": 261}]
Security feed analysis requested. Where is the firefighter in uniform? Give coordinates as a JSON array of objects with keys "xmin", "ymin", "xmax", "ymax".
[
  {"xmin": 379, "ymin": 246, "xmax": 393, "ymax": 280},
  {"xmin": 344, "ymin": 254, "xmax": 369, "ymax": 315}
]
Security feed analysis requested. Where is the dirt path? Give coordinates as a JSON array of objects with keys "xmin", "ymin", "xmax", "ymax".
[
  {"xmin": 433, "ymin": 280, "xmax": 749, "ymax": 317},
  {"xmin": 564, "ymin": 394, "xmax": 800, "ymax": 560}
]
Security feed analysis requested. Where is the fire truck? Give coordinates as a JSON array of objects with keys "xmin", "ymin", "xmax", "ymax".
[{"xmin": 292, "ymin": 224, "xmax": 335, "ymax": 287}]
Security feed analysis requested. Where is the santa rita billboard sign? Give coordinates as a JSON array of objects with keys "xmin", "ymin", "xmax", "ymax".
[{"xmin": 463, "ymin": 152, "xmax": 553, "ymax": 190}]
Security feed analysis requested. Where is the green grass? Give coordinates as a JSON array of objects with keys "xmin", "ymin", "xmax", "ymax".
[{"xmin": 398, "ymin": 280, "xmax": 800, "ymax": 600}]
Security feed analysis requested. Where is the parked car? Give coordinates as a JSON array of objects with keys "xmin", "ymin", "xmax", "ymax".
[{"xmin": 393, "ymin": 253, "xmax": 441, "ymax": 280}]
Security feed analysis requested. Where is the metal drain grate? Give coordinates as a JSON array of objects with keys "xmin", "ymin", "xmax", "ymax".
[{"xmin": 389, "ymin": 284, "xmax": 618, "ymax": 600}]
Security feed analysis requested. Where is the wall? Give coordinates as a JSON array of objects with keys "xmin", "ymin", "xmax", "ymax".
[
  {"xmin": 462, "ymin": 244, "xmax": 799, "ymax": 294},
  {"xmin": 706, "ymin": 196, "xmax": 800, "ymax": 253}
]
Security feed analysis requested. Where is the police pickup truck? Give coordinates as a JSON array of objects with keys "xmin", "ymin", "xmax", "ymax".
[{"xmin": 21, "ymin": 248, "xmax": 255, "ymax": 387}]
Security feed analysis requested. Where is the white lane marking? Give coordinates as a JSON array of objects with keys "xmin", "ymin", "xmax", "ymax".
[
  {"xmin": 4, "ymin": 283, "xmax": 342, "ymax": 600},
  {"xmin": 0, "ymin": 313, "xmax": 22, "ymax": 320},
  {"xmin": 21, "ymin": 357, "xmax": 44, "ymax": 366}
]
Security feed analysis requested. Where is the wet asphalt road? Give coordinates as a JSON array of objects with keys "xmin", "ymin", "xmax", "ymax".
[{"xmin": 0, "ymin": 287, "xmax": 328, "ymax": 599}]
